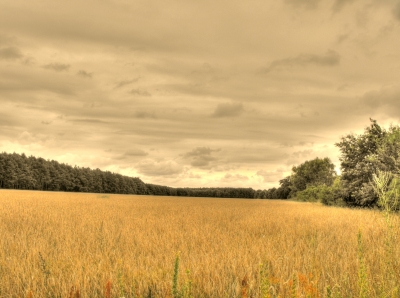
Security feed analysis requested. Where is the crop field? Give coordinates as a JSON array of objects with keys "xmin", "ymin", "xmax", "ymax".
[{"xmin": 0, "ymin": 190, "xmax": 399, "ymax": 297}]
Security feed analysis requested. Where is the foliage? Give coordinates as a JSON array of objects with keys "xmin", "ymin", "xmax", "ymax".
[
  {"xmin": 295, "ymin": 177, "xmax": 346, "ymax": 205},
  {"xmin": 319, "ymin": 177, "xmax": 346, "ymax": 206},
  {"xmin": 370, "ymin": 125, "xmax": 400, "ymax": 174},
  {"xmin": 0, "ymin": 152, "xmax": 256, "ymax": 199},
  {"xmin": 335, "ymin": 119, "xmax": 386, "ymax": 207},
  {"xmin": 371, "ymin": 170, "xmax": 400, "ymax": 294},
  {"xmin": 290, "ymin": 157, "xmax": 336, "ymax": 196},
  {"xmin": 296, "ymin": 185, "xmax": 323, "ymax": 202},
  {"xmin": 371, "ymin": 171, "xmax": 400, "ymax": 213},
  {"xmin": 254, "ymin": 177, "xmax": 291, "ymax": 200}
]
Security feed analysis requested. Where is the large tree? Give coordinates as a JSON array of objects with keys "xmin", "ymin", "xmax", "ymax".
[
  {"xmin": 335, "ymin": 119, "xmax": 386, "ymax": 207},
  {"xmin": 290, "ymin": 157, "xmax": 336, "ymax": 196}
]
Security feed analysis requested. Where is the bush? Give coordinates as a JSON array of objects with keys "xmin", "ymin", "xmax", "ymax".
[
  {"xmin": 296, "ymin": 185, "xmax": 323, "ymax": 202},
  {"xmin": 320, "ymin": 177, "xmax": 346, "ymax": 206},
  {"xmin": 295, "ymin": 177, "xmax": 346, "ymax": 206}
]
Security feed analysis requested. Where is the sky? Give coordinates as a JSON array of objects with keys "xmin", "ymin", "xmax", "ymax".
[{"xmin": 1, "ymin": 0, "xmax": 400, "ymax": 190}]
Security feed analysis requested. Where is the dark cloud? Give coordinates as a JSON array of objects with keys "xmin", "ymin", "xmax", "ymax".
[
  {"xmin": 284, "ymin": 0, "xmax": 321, "ymax": 9},
  {"xmin": 184, "ymin": 147, "xmax": 214, "ymax": 157},
  {"xmin": 336, "ymin": 34, "xmax": 349, "ymax": 44},
  {"xmin": 394, "ymin": 2, "xmax": 400, "ymax": 21},
  {"xmin": 43, "ymin": 63, "xmax": 70, "ymax": 72},
  {"xmin": 361, "ymin": 86, "xmax": 400, "ymax": 116},
  {"xmin": 77, "ymin": 70, "xmax": 92, "ymax": 78},
  {"xmin": 129, "ymin": 88, "xmax": 151, "ymax": 96},
  {"xmin": 332, "ymin": 0, "xmax": 356, "ymax": 12},
  {"xmin": 0, "ymin": 46, "xmax": 23, "ymax": 60},
  {"xmin": 114, "ymin": 77, "xmax": 140, "ymax": 89},
  {"xmin": 183, "ymin": 147, "xmax": 221, "ymax": 168},
  {"xmin": 212, "ymin": 102, "xmax": 244, "ymax": 118},
  {"xmin": 133, "ymin": 111, "xmax": 157, "ymax": 119},
  {"xmin": 261, "ymin": 50, "xmax": 340, "ymax": 74}
]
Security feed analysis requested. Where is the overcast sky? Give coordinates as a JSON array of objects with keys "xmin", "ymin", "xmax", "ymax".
[{"xmin": 1, "ymin": 0, "xmax": 400, "ymax": 189}]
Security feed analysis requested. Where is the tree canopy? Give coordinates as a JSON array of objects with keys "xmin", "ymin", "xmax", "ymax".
[
  {"xmin": 336, "ymin": 119, "xmax": 386, "ymax": 207},
  {"xmin": 290, "ymin": 157, "xmax": 336, "ymax": 196},
  {"xmin": 0, "ymin": 152, "xmax": 256, "ymax": 199}
]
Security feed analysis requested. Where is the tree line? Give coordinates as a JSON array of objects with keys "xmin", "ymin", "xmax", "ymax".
[
  {"xmin": 0, "ymin": 152, "xmax": 255, "ymax": 198},
  {"xmin": 1, "ymin": 119, "xmax": 398, "ymax": 206}
]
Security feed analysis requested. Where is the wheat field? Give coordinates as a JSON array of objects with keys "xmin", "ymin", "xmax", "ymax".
[{"xmin": 0, "ymin": 189, "xmax": 399, "ymax": 297}]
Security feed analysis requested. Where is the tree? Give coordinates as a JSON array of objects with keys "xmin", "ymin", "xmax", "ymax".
[
  {"xmin": 370, "ymin": 125, "xmax": 400, "ymax": 174},
  {"xmin": 275, "ymin": 176, "xmax": 291, "ymax": 199},
  {"xmin": 336, "ymin": 119, "xmax": 386, "ymax": 207},
  {"xmin": 290, "ymin": 157, "xmax": 336, "ymax": 196}
]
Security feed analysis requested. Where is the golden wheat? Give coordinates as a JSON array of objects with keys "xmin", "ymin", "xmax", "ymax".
[{"xmin": 0, "ymin": 189, "xmax": 399, "ymax": 297}]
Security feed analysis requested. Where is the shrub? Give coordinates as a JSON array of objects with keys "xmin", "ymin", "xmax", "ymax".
[
  {"xmin": 295, "ymin": 177, "xmax": 345, "ymax": 206},
  {"xmin": 296, "ymin": 186, "xmax": 323, "ymax": 202}
]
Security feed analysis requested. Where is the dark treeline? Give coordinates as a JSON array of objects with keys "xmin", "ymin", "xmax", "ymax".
[{"xmin": 0, "ymin": 152, "xmax": 255, "ymax": 198}]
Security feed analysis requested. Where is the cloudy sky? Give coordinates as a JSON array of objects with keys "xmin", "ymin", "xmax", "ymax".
[{"xmin": 1, "ymin": 0, "xmax": 400, "ymax": 189}]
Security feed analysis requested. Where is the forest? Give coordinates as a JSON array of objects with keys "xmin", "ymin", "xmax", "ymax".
[
  {"xmin": 0, "ymin": 152, "xmax": 255, "ymax": 198},
  {"xmin": 1, "ymin": 119, "xmax": 400, "ymax": 208}
]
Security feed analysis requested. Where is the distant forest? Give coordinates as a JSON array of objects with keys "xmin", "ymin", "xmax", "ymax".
[{"xmin": 0, "ymin": 152, "xmax": 266, "ymax": 199}]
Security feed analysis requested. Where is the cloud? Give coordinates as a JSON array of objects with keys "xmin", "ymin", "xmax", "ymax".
[
  {"xmin": 332, "ymin": 0, "xmax": 356, "ymax": 12},
  {"xmin": 0, "ymin": 0, "xmax": 397, "ymax": 190},
  {"xmin": 336, "ymin": 34, "xmax": 349, "ymax": 44},
  {"xmin": 220, "ymin": 173, "xmax": 249, "ymax": 183},
  {"xmin": 212, "ymin": 102, "xmax": 244, "ymax": 118},
  {"xmin": 361, "ymin": 86, "xmax": 400, "ymax": 116},
  {"xmin": 43, "ymin": 63, "xmax": 70, "ymax": 72},
  {"xmin": 133, "ymin": 111, "xmax": 157, "ymax": 119},
  {"xmin": 184, "ymin": 147, "xmax": 214, "ymax": 157},
  {"xmin": 256, "ymin": 169, "xmax": 285, "ymax": 183},
  {"xmin": 136, "ymin": 159, "xmax": 183, "ymax": 176},
  {"xmin": 114, "ymin": 77, "xmax": 141, "ymax": 89},
  {"xmin": 115, "ymin": 149, "xmax": 148, "ymax": 160},
  {"xmin": 70, "ymin": 118, "xmax": 110, "ymax": 124},
  {"xmin": 284, "ymin": 0, "xmax": 321, "ymax": 9},
  {"xmin": 261, "ymin": 50, "xmax": 340, "ymax": 73},
  {"xmin": 0, "ymin": 46, "xmax": 23, "ymax": 60},
  {"xmin": 129, "ymin": 88, "xmax": 151, "ymax": 96},
  {"xmin": 394, "ymin": 2, "xmax": 400, "ymax": 21},
  {"xmin": 77, "ymin": 70, "xmax": 92, "ymax": 78},
  {"xmin": 183, "ymin": 147, "xmax": 220, "ymax": 168}
]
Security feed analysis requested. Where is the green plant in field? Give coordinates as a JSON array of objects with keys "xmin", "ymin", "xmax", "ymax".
[
  {"xmin": 171, "ymin": 253, "xmax": 193, "ymax": 298},
  {"xmin": 291, "ymin": 273, "xmax": 297, "ymax": 298},
  {"xmin": 326, "ymin": 286, "xmax": 332, "ymax": 298},
  {"xmin": 172, "ymin": 252, "xmax": 180, "ymax": 298},
  {"xmin": 357, "ymin": 230, "xmax": 369, "ymax": 298},
  {"xmin": 117, "ymin": 268, "xmax": 126, "ymax": 298},
  {"xmin": 372, "ymin": 171, "xmax": 399, "ymax": 216},
  {"xmin": 259, "ymin": 263, "xmax": 270, "ymax": 298},
  {"xmin": 181, "ymin": 270, "xmax": 193, "ymax": 298},
  {"xmin": 372, "ymin": 170, "xmax": 400, "ymax": 296},
  {"xmin": 38, "ymin": 252, "xmax": 51, "ymax": 277}
]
